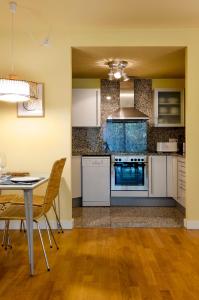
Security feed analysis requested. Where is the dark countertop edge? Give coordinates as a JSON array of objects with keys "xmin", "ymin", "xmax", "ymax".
[
  {"xmin": 81, "ymin": 154, "xmax": 111, "ymax": 157},
  {"xmin": 72, "ymin": 152, "xmax": 185, "ymax": 157}
]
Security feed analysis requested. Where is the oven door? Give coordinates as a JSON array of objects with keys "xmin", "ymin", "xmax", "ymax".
[{"xmin": 111, "ymin": 162, "xmax": 148, "ymax": 191}]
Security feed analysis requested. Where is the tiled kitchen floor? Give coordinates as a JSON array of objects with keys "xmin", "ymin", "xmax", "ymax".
[{"xmin": 73, "ymin": 207, "xmax": 185, "ymax": 228}]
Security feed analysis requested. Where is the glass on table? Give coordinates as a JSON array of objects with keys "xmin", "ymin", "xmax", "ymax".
[{"xmin": 0, "ymin": 152, "xmax": 7, "ymax": 180}]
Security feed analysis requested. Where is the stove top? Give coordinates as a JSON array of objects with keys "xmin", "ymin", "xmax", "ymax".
[{"xmin": 112, "ymin": 154, "xmax": 147, "ymax": 163}]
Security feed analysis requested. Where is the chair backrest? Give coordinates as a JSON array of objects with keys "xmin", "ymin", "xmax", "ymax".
[{"xmin": 42, "ymin": 158, "xmax": 66, "ymax": 214}]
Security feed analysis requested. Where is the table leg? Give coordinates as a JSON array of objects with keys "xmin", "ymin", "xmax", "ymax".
[{"xmin": 24, "ymin": 190, "xmax": 34, "ymax": 275}]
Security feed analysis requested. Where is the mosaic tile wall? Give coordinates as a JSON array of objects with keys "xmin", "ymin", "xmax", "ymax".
[
  {"xmin": 101, "ymin": 79, "xmax": 120, "ymax": 124},
  {"xmin": 72, "ymin": 79, "xmax": 185, "ymax": 154},
  {"xmin": 134, "ymin": 79, "xmax": 153, "ymax": 126},
  {"xmin": 147, "ymin": 127, "xmax": 185, "ymax": 152},
  {"xmin": 72, "ymin": 127, "xmax": 103, "ymax": 154}
]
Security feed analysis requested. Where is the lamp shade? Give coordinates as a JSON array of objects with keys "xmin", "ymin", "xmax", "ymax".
[{"xmin": 0, "ymin": 79, "xmax": 30, "ymax": 102}]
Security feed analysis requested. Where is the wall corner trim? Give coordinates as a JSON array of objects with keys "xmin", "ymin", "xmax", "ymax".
[{"xmin": 184, "ymin": 219, "xmax": 199, "ymax": 229}]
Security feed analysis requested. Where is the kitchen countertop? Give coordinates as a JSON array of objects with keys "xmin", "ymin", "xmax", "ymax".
[{"xmin": 148, "ymin": 152, "xmax": 185, "ymax": 157}]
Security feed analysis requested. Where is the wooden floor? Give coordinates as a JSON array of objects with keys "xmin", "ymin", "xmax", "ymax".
[{"xmin": 0, "ymin": 228, "xmax": 199, "ymax": 300}]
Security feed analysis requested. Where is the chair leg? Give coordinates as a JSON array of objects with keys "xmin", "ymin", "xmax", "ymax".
[
  {"xmin": 4, "ymin": 220, "xmax": 9, "ymax": 250},
  {"xmin": 4, "ymin": 221, "xmax": 12, "ymax": 250},
  {"xmin": 52, "ymin": 204, "xmax": 64, "ymax": 233},
  {"xmin": 20, "ymin": 220, "xmax": 22, "ymax": 232},
  {"xmin": 1, "ymin": 221, "xmax": 6, "ymax": 247},
  {"xmin": 45, "ymin": 215, "xmax": 59, "ymax": 250},
  {"xmin": 22, "ymin": 220, "xmax": 26, "ymax": 233},
  {"xmin": 7, "ymin": 236, "xmax": 12, "ymax": 249},
  {"xmin": 53, "ymin": 200, "xmax": 60, "ymax": 233},
  {"xmin": 36, "ymin": 221, "xmax": 50, "ymax": 271},
  {"xmin": 53, "ymin": 195, "xmax": 62, "ymax": 233},
  {"xmin": 45, "ymin": 219, "xmax": 53, "ymax": 248}
]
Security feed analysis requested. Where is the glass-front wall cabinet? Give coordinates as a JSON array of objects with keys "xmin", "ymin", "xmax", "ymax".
[{"xmin": 154, "ymin": 88, "xmax": 184, "ymax": 127}]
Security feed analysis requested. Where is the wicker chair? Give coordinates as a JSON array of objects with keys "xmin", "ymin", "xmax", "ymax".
[
  {"xmin": 4, "ymin": 192, "xmax": 64, "ymax": 233},
  {"xmin": 0, "ymin": 158, "xmax": 66, "ymax": 271},
  {"xmin": 0, "ymin": 195, "xmax": 23, "ymax": 248},
  {"xmin": 0, "ymin": 194, "xmax": 22, "ymax": 205},
  {"xmin": 11, "ymin": 194, "xmax": 64, "ymax": 233}
]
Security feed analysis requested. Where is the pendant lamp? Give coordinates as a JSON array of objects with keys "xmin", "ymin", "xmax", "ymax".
[{"xmin": 0, "ymin": 2, "xmax": 30, "ymax": 103}]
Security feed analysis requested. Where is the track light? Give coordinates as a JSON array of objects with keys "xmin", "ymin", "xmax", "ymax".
[
  {"xmin": 122, "ymin": 73, "xmax": 129, "ymax": 81},
  {"xmin": 106, "ymin": 60, "xmax": 129, "ymax": 82},
  {"xmin": 108, "ymin": 70, "xmax": 114, "ymax": 81},
  {"xmin": 114, "ymin": 70, "xmax": 122, "ymax": 79}
]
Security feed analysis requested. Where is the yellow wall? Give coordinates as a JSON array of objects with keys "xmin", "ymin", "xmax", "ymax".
[
  {"xmin": 1, "ymin": 28, "xmax": 199, "ymax": 226},
  {"xmin": 152, "ymin": 78, "xmax": 185, "ymax": 89},
  {"xmin": 72, "ymin": 78, "xmax": 100, "ymax": 88},
  {"xmin": 0, "ymin": 34, "xmax": 72, "ymax": 225}
]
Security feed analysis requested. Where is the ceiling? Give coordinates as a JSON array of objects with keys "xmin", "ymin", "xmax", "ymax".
[
  {"xmin": 0, "ymin": 1, "xmax": 187, "ymax": 79},
  {"xmin": 72, "ymin": 47, "xmax": 185, "ymax": 79},
  {"xmin": 0, "ymin": 0, "xmax": 199, "ymax": 34}
]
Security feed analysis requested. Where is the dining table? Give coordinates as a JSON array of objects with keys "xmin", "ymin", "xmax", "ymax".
[{"xmin": 0, "ymin": 176, "xmax": 49, "ymax": 275}]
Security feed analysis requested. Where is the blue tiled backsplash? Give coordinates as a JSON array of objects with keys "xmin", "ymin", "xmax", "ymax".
[{"xmin": 104, "ymin": 121, "xmax": 147, "ymax": 152}]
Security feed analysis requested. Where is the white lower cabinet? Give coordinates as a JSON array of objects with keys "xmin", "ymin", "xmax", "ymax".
[
  {"xmin": 149, "ymin": 155, "xmax": 185, "ymax": 207},
  {"xmin": 149, "ymin": 156, "xmax": 167, "ymax": 197},
  {"xmin": 167, "ymin": 156, "xmax": 178, "ymax": 199},
  {"xmin": 82, "ymin": 156, "xmax": 110, "ymax": 206},
  {"xmin": 177, "ymin": 157, "xmax": 186, "ymax": 207},
  {"xmin": 149, "ymin": 155, "xmax": 178, "ymax": 198},
  {"xmin": 73, "ymin": 154, "xmax": 185, "ymax": 208},
  {"xmin": 72, "ymin": 156, "xmax": 82, "ymax": 199}
]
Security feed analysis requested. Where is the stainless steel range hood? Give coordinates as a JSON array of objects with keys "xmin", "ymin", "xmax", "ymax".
[{"xmin": 107, "ymin": 80, "xmax": 149, "ymax": 120}]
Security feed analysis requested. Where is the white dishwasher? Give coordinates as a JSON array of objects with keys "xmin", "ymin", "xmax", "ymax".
[{"xmin": 82, "ymin": 156, "xmax": 110, "ymax": 206}]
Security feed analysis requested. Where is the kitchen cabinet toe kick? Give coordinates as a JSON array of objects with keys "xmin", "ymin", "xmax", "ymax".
[{"xmin": 73, "ymin": 196, "xmax": 177, "ymax": 207}]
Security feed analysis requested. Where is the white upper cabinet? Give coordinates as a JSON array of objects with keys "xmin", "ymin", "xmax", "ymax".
[
  {"xmin": 154, "ymin": 88, "xmax": 185, "ymax": 127},
  {"xmin": 72, "ymin": 88, "xmax": 101, "ymax": 127},
  {"xmin": 149, "ymin": 156, "xmax": 167, "ymax": 197}
]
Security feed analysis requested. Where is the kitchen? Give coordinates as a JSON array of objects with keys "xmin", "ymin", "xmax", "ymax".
[{"xmin": 72, "ymin": 46, "xmax": 185, "ymax": 228}]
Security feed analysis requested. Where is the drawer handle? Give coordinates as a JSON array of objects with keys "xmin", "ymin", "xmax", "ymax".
[{"xmin": 151, "ymin": 156, "xmax": 153, "ymax": 195}]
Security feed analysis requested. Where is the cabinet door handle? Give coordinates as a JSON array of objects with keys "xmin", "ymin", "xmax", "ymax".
[
  {"xmin": 166, "ymin": 156, "xmax": 167, "ymax": 197},
  {"xmin": 96, "ymin": 90, "xmax": 98, "ymax": 126},
  {"xmin": 150, "ymin": 156, "xmax": 153, "ymax": 195}
]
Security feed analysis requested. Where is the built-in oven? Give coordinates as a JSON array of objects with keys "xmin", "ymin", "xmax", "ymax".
[{"xmin": 111, "ymin": 155, "xmax": 148, "ymax": 192}]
